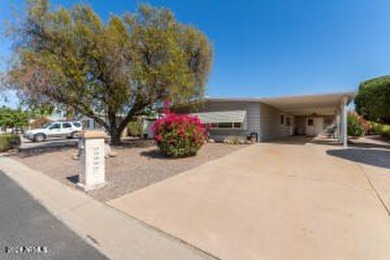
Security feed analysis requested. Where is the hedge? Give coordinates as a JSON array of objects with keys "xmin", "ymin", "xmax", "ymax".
[
  {"xmin": 0, "ymin": 134, "xmax": 21, "ymax": 152},
  {"xmin": 372, "ymin": 123, "xmax": 390, "ymax": 139}
]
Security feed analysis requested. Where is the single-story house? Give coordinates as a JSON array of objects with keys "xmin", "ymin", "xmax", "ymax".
[{"xmin": 175, "ymin": 92, "xmax": 355, "ymax": 147}]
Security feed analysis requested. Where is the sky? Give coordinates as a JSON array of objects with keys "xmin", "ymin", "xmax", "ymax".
[{"xmin": 1, "ymin": 0, "xmax": 390, "ymax": 107}]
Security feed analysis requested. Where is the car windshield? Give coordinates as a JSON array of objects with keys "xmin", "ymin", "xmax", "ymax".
[{"xmin": 42, "ymin": 123, "xmax": 52, "ymax": 128}]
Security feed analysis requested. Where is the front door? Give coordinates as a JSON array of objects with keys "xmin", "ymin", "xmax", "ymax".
[{"xmin": 306, "ymin": 117, "xmax": 323, "ymax": 136}]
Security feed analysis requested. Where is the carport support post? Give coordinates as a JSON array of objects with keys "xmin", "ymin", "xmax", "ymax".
[
  {"xmin": 335, "ymin": 111, "xmax": 340, "ymax": 141},
  {"xmin": 341, "ymin": 97, "xmax": 348, "ymax": 148}
]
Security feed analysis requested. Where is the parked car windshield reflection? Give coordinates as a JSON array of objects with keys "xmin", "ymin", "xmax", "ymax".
[{"xmin": 42, "ymin": 123, "xmax": 52, "ymax": 129}]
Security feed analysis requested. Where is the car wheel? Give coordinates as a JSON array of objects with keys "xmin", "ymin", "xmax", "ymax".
[
  {"xmin": 34, "ymin": 134, "xmax": 45, "ymax": 142},
  {"xmin": 69, "ymin": 131, "xmax": 77, "ymax": 139}
]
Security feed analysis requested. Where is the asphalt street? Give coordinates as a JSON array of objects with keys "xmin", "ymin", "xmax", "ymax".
[{"xmin": 0, "ymin": 171, "xmax": 107, "ymax": 260}]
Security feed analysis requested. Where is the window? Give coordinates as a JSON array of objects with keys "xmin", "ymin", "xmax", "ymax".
[
  {"xmin": 209, "ymin": 122, "xmax": 243, "ymax": 129},
  {"xmin": 62, "ymin": 122, "xmax": 72, "ymax": 128},
  {"xmin": 43, "ymin": 123, "xmax": 52, "ymax": 128},
  {"xmin": 307, "ymin": 119, "xmax": 314, "ymax": 126},
  {"xmin": 280, "ymin": 114, "xmax": 285, "ymax": 125},
  {"xmin": 50, "ymin": 123, "xmax": 61, "ymax": 130},
  {"xmin": 73, "ymin": 122, "xmax": 81, "ymax": 128},
  {"xmin": 218, "ymin": 122, "xmax": 233, "ymax": 128}
]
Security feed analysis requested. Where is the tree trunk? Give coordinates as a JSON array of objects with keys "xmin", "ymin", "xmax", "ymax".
[
  {"xmin": 108, "ymin": 110, "xmax": 121, "ymax": 145},
  {"xmin": 106, "ymin": 100, "xmax": 143, "ymax": 145},
  {"xmin": 110, "ymin": 127, "xmax": 121, "ymax": 145}
]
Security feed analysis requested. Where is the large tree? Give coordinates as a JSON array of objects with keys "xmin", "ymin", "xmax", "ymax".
[
  {"xmin": 355, "ymin": 76, "xmax": 390, "ymax": 124},
  {"xmin": 6, "ymin": 0, "xmax": 213, "ymax": 144}
]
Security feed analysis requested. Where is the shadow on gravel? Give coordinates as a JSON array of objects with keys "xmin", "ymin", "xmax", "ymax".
[
  {"xmin": 113, "ymin": 138, "xmax": 156, "ymax": 149},
  {"xmin": 66, "ymin": 175, "xmax": 79, "ymax": 184},
  {"xmin": 327, "ymin": 148, "xmax": 390, "ymax": 169},
  {"xmin": 17, "ymin": 140, "xmax": 77, "ymax": 157},
  {"xmin": 140, "ymin": 149, "xmax": 171, "ymax": 160}
]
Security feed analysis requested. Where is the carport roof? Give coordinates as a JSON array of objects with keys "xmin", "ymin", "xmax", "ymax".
[{"xmin": 205, "ymin": 91, "xmax": 355, "ymax": 116}]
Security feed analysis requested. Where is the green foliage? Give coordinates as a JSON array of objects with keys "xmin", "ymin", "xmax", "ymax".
[
  {"xmin": 0, "ymin": 134, "xmax": 21, "ymax": 152},
  {"xmin": 153, "ymin": 113, "xmax": 206, "ymax": 158},
  {"xmin": 355, "ymin": 76, "xmax": 390, "ymax": 124},
  {"xmin": 6, "ymin": 1, "xmax": 213, "ymax": 144},
  {"xmin": 381, "ymin": 125, "xmax": 390, "ymax": 139},
  {"xmin": 372, "ymin": 122, "xmax": 390, "ymax": 139},
  {"xmin": 127, "ymin": 118, "xmax": 143, "ymax": 137},
  {"xmin": 0, "ymin": 106, "xmax": 30, "ymax": 130},
  {"xmin": 347, "ymin": 112, "xmax": 365, "ymax": 137}
]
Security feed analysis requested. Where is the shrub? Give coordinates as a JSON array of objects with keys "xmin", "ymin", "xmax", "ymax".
[
  {"xmin": 0, "ymin": 134, "xmax": 21, "ymax": 152},
  {"xmin": 372, "ymin": 122, "xmax": 390, "ymax": 139},
  {"xmin": 152, "ymin": 113, "xmax": 206, "ymax": 158},
  {"xmin": 347, "ymin": 112, "xmax": 365, "ymax": 137},
  {"xmin": 127, "ymin": 118, "xmax": 143, "ymax": 137},
  {"xmin": 371, "ymin": 122, "xmax": 382, "ymax": 133},
  {"xmin": 381, "ymin": 125, "xmax": 390, "ymax": 139}
]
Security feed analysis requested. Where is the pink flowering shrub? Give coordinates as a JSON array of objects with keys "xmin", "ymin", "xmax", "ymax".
[
  {"xmin": 152, "ymin": 113, "xmax": 206, "ymax": 158},
  {"xmin": 347, "ymin": 111, "xmax": 371, "ymax": 137}
]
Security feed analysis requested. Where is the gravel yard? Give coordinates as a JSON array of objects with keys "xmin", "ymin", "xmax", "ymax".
[{"xmin": 13, "ymin": 141, "xmax": 246, "ymax": 201}]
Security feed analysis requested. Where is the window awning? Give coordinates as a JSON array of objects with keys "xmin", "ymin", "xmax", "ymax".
[{"xmin": 190, "ymin": 110, "xmax": 247, "ymax": 124}]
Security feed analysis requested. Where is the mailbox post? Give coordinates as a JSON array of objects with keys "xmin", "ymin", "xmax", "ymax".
[{"xmin": 77, "ymin": 130, "xmax": 107, "ymax": 191}]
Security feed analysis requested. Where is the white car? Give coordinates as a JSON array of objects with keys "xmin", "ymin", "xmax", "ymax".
[{"xmin": 24, "ymin": 121, "xmax": 83, "ymax": 142}]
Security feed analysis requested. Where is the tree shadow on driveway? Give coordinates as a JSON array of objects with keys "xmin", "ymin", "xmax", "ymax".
[{"xmin": 327, "ymin": 148, "xmax": 390, "ymax": 169}]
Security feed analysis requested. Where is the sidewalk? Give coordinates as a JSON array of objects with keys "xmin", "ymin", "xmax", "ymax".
[{"xmin": 0, "ymin": 157, "xmax": 214, "ymax": 260}]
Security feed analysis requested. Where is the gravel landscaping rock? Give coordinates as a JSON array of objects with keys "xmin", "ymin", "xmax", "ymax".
[{"xmin": 12, "ymin": 141, "xmax": 246, "ymax": 201}]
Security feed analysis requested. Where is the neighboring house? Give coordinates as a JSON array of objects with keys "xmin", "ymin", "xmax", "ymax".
[{"xmin": 175, "ymin": 92, "xmax": 355, "ymax": 146}]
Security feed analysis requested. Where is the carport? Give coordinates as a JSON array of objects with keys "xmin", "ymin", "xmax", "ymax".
[{"xmin": 262, "ymin": 92, "xmax": 355, "ymax": 147}]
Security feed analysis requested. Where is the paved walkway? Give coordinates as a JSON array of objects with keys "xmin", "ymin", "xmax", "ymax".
[
  {"xmin": 0, "ymin": 157, "xmax": 213, "ymax": 260},
  {"xmin": 109, "ymin": 138, "xmax": 390, "ymax": 260},
  {"xmin": 0, "ymin": 171, "xmax": 106, "ymax": 260}
]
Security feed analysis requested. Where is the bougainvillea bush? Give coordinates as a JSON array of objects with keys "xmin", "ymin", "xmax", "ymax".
[{"xmin": 152, "ymin": 113, "xmax": 206, "ymax": 158}]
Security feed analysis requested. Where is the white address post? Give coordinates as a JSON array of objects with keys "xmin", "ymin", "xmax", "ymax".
[{"xmin": 77, "ymin": 130, "xmax": 107, "ymax": 191}]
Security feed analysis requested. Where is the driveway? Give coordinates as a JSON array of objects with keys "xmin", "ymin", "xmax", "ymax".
[{"xmin": 109, "ymin": 137, "xmax": 390, "ymax": 260}]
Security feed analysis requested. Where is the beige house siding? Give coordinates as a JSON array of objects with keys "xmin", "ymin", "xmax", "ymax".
[{"xmin": 259, "ymin": 102, "xmax": 292, "ymax": 141}]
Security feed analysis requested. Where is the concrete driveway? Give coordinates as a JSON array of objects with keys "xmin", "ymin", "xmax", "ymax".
[{"xmin": 109, "ymin": 137, "xmax": 390, "ymax": 260}]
